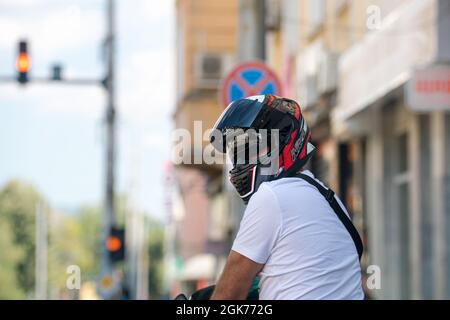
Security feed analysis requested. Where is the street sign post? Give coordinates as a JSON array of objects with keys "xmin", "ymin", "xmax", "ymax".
[{"xmin": 221, "ymin": 61, "xmax": 282, "ymax": 107}]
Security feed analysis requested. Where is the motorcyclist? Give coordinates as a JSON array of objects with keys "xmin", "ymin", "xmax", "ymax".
[{"xmin": 209, "ymin": 95, "xmax": 364, "ymax": 300}]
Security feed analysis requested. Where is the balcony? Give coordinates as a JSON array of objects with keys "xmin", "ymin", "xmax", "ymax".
[{"xmin": 332, "ymin": 0, "xmax": 438, "ymax": 126}]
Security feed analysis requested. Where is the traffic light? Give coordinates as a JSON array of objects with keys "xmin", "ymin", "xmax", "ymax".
[
  {"xmin": 51, "ymin": 64, "xmax": 63, "ymax": 81},
  {"xmin": 16, "ymin": 40, "xmax": 30, "ymax": 84},
  {"xmin": 106, "ymin": 226, "xmax": 125, "ymax": 263}
]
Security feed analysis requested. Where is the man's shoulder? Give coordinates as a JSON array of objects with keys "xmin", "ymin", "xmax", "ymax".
[
  {"xmin": 261, "ymin": 176, "xmax": 313, "ymax": 195},
  {"xmin": 257, "ymin": 171, "xmax": 325, "ymax": 208},
  {"xmin": 248, "ymin": 182, "xmax": 278, "ymax": 207}
]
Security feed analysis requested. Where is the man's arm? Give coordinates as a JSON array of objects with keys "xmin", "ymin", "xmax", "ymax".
[
  {"xmin": 211, "ymin": 250, "xmax": 263, "ymax": 300},
  {"xmin": 211, "ymin": 185, "xmax": 280, "ymax": 300}
]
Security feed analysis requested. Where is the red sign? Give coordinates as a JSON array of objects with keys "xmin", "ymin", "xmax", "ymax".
[
  {"xmin": 221, "ymin": 61, "xmax": 282, "ymax": 108},
  {"xmin": 406, "ymin": 65, "xmax": 450, "ymax": 111}
]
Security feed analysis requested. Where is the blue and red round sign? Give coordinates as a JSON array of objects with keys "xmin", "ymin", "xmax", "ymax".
[{"xmin": 221, "ymin": 61, "xmax": 283, "ymax": 107}]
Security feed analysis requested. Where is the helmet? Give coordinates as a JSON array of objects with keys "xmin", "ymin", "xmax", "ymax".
[{"xmin": 210, "ymin": 94, "xmax": 315, "ymax": 203}]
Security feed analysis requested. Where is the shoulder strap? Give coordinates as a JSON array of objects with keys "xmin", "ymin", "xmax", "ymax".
[{"xmin": 297, "ymin": 173, "xmax": 363, "ymax": 261}]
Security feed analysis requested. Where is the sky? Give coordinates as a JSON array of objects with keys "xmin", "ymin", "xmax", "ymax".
[{"xmin": 0, "ymin": 0, "xmax": 175, "ymax": 220}]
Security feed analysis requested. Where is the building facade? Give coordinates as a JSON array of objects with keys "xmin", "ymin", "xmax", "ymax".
[
  {"xmin": 166, "ymin": 0, "xmax": 238, "ymax": 296},
  {"xmin": 269, "ymin": 0, "xmax": 450, "ymax": 299},
  {"xmin": 331, "ymin": 0, "xmax": 450, "ymax": 299},
  {"xmin": 168, "ymin": 0, "xmax": 450, "ymax": 299}
]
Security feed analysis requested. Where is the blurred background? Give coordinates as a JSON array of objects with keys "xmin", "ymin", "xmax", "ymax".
[{"xmin": 0, "ymin": 0, "xmax": 449, "ymax": 300}]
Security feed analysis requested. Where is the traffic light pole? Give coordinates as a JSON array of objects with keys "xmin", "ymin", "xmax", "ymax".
[
  {"xmin": 101, "ymin": 0, "xmax": 116, "ymax": 283},
  {"xmin": 33, "ymin": 77, "xmax": 101, "ymax": 86},
  {"xmin": 0, "ymin": 0, "xmax": 119, "ymax": 299}
]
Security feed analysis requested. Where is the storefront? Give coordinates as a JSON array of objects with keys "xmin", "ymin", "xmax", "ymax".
[{"xmin": 332, "ymin": 0, "xmax": 450, "ymax": 299}]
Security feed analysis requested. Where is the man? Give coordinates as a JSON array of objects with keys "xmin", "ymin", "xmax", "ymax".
[{"xmin": 209, "ymin": 95, "xmax": 364, "ymax": 300}]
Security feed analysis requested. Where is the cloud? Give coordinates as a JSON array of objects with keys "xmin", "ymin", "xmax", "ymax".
[
  {"xmin": 141, "ymin": 0, "xmax": 173, "ymax": 19},
  {"xmin": 0, "ymin": 0, "xmax": 41, "ymax": 8},
  {"xmin": 0, "ymin": 0, "xmax": 175, "ymax": 125},
  {"xmin": 121, "ymin": 0, "xmax": 174, "ymax": 28},
  {"xmin": 0, "ymin": 5, "xmax": 104, "ymax": 58},
  {"xmin": 0, "ymin": 83, "xmax": 104, "ymax": 119},
  {"xmin": 115, "ymin": 0, "xmax": 175, "ymax": 125},
  {"xmin": 0, "ymin": 0, "xmax": 176, "ymax": 220},
  {"xmin": 118, "ymin": 48, "xmax": 175, "ymax": 123},
  {"xmin": 143, "ymin": 131, "xmax": 168, "ymax": 148}
]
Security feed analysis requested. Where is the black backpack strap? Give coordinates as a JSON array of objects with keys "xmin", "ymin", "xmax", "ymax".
[{"xmin": 297, "ymin": 173, "xmax": 363, "ymax": 261}]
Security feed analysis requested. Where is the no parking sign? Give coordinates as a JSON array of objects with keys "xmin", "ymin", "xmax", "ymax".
[{"xmin": 221, "ymin": 61, "xmax": 283, "ymax": 107}]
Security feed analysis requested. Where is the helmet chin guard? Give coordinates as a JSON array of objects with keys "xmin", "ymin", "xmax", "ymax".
[{"xmin": 229, "ymin": 164, "xmax": 257, "ymax": 203}]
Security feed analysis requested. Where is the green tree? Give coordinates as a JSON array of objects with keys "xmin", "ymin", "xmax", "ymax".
[
  {"xmin": 147, "ymin": 217, "xmax": 165, "ymax": 299},
  {"xmin": 48, "ymin": 205, "xmax": 101, "ymax": 297},
  {"xmin": 76, "ymin": 205, "xmax": 101, "ymax": 278},
  {"xmin": 0, "ymin": 180, "xmax": 44, "ymax": 297},
  {"xmin": 0, "ymin": 219, "xmax": 25, "ymax": 299}
]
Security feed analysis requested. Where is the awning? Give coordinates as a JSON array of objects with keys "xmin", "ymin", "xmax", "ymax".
[
  {"xmin": 333, "ymin": 0, "xmax": 436, "ymax": 123},
  {"xmin": 177, "ymin": 254, "xmax": 225, "ymax": 281}
]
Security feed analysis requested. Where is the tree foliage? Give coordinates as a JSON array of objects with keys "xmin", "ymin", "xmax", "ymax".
[
  {"xmin": 0, "ymin": 180, "xmax": 43, "ymax": 298},
  {"xmin": 0, "ymin": 179, "xmax": 166, "ymax": 300},
  {"xmin": 0, "ymin": 219, "xmax": 25, "ymax": 299},
  {"xmin": 146, "ymin": 217, "xmax": 165, "ymax": 299},
  {"xmin": 48, "ymin": 205, "xmax": 101, "ymax": 297}
]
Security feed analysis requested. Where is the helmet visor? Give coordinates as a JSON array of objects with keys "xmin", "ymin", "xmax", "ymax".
[
  {"xmin": 210, "ymin": 96, "xmax": 265, "ymax": 152},
  {"xmin": 214, "ymin": 97, "xmax": 265, "ymax": 130}
]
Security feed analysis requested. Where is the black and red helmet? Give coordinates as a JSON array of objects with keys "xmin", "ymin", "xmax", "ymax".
[{"xmin": 210, "ymin": 94, "xmax": 315, "ymax": 203}]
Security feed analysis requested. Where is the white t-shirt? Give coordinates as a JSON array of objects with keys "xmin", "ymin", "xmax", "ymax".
[{"xmin": 232, "ymin": 170, "xmax": 364, "ymax": 300}]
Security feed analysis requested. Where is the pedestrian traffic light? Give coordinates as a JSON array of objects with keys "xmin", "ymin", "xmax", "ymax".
[
  {"xmin": 16, "ymin": 40, "xmax": 30, "ymax": 84},
  {"xmin": 106, "ymin": 227, "xmax": 125, "ymax": 263}
]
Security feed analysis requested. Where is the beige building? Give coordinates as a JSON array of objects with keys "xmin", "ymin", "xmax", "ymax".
[
  {"xmin": 266, "ymin": 0, "xmax": 371, "ymax": 283},
  {"xmin": 167, "ymin": 0, "xmax": 238, "ymax": 295},
  {"xmin": 167, "ymin": 0, "xmax": 450, "ymax": 299},
  {"xmin": 332, "ymin": 0, "xmax": 450, "ymax": 300},
  {"xmin": 268, "ymin": 0, "xmax": 450, "ymax": 299}
]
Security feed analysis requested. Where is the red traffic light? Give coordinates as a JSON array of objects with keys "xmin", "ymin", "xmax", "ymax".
[
  {"xmin": 17, "ymin": 52, "xmax": 30, "ymax": 73},
  {"xmin": 17, "ymin": 40, "xmax": 30, "ymax": 84},
  {"xmin": 107, "ymin": 227, "xmax": 125, "ymax": 263},
  {"xmin": 106, "ymin": 235, "xmax": 122, "ymax": 252}
]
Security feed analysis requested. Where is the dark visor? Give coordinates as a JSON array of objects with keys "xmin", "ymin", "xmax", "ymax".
[
  {"xmin": 210, "ymin": 97, "xmax": 264, "ymax": 152},
  {"xmin": 214, "ymin": 98, "xmax": 264, "ymax": 130}
]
